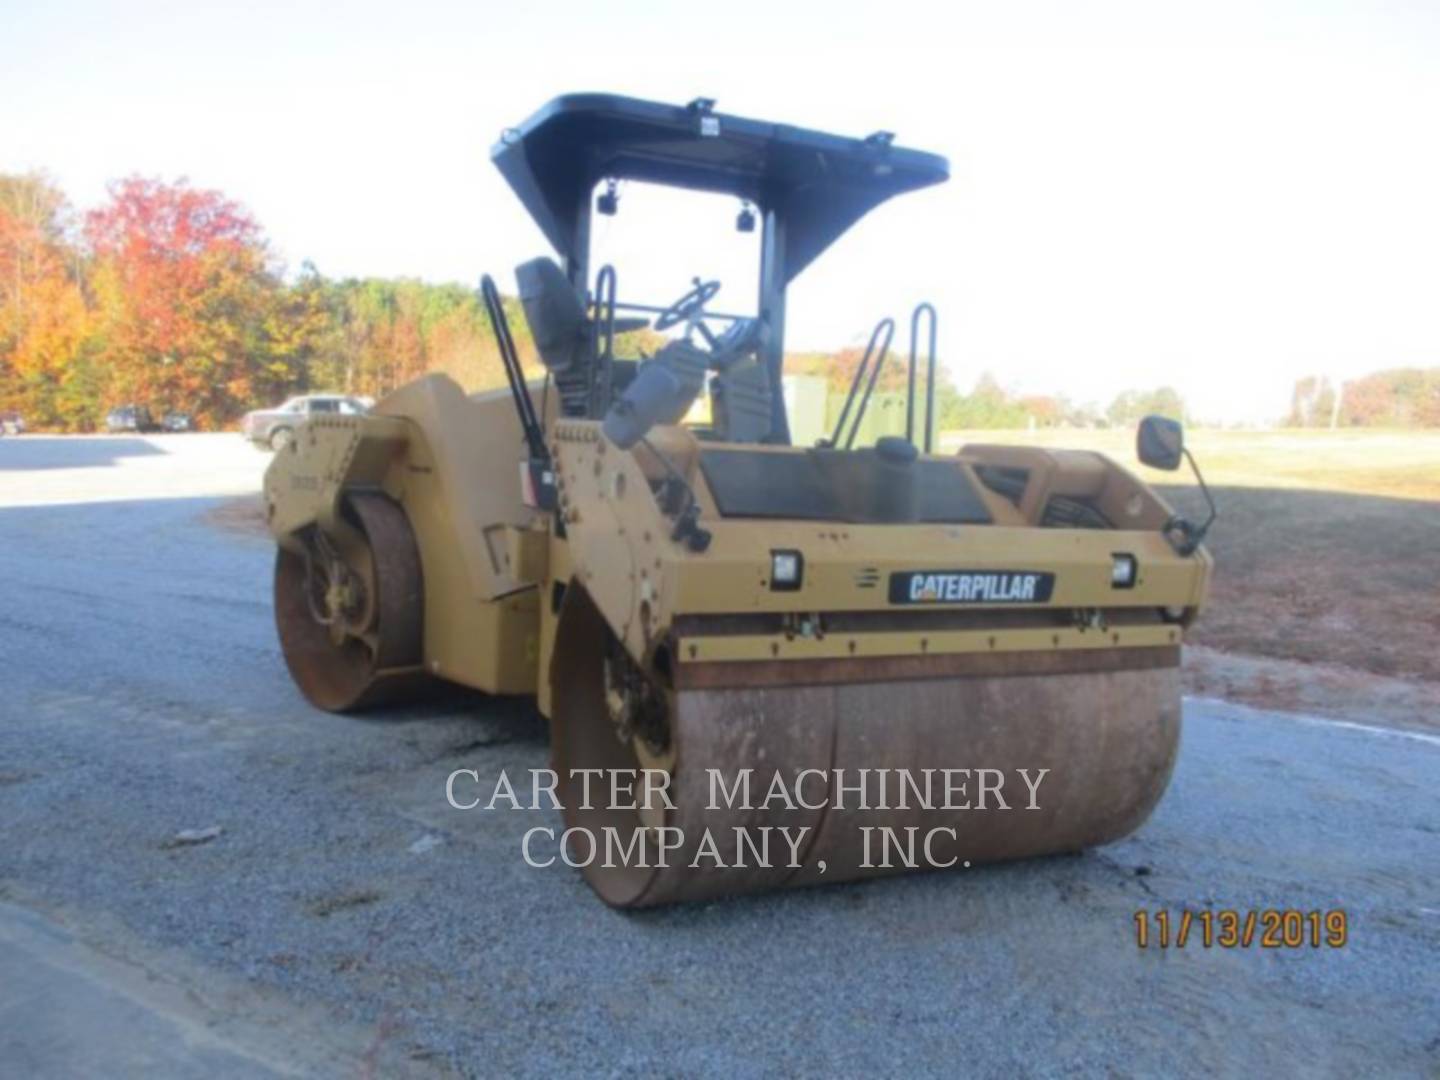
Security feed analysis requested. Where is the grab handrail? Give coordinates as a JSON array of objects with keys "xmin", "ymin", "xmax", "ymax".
[
  {"xmin": 590, "ymin": 264, "xmax": 618, "ymax": 416},
  {"xmin": 908, "ymin": 302, "xmax": 938, "ymax": 453},
  {"xmin": 827, "ymin": 317, "xmax": 896, "ymax": 449}
]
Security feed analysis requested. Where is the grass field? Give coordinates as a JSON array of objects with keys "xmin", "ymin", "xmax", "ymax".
[
  {"xmin": 943, "ymin": 427, "xmax": 1440, "ymax": 501},
  {"xmin": 942, "ymin": 429, "xmax": 1440, "ymax": 721}
]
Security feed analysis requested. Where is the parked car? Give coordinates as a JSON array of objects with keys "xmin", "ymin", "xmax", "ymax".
[
  {"xmin": 239, "ymin": 394, "xmax": 369, "ymax": 451},
  {"xmin": 105, "ymin": 405, "xmax": 159, "ymax": 433},
  {"xmin": 162, "ymin": 412, "xmax": 195, "ymax": 432},
  {"xmin": 0, "ymin": 411, "xmax": 24, "ymax": 435}
]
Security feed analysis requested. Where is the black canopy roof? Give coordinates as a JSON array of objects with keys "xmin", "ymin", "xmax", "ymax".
[{"xmin": 491, "ymin": 94, "xmax": 949, "ymax": 284}]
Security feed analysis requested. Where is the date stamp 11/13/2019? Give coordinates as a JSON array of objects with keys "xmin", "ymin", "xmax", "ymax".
[{"xmin": 1134, "ymin": 909, "xmax": 1348, "ymax": 949}]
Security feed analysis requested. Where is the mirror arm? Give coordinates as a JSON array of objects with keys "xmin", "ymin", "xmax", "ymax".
[
  {"xmin": 1164, "ymin": 448, "xmax": 1217, "ymax": 556},
  {"xmin": 1185, "ymin": 448, "xmax": 1218, "ymax": 536}
]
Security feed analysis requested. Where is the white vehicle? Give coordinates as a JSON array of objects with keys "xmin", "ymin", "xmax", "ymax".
[{"xmin": 239, "ymin": 394, "xmax": 369, "ymax": 451}]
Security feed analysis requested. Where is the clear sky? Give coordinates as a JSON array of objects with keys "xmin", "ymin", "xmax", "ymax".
[{"xmin": 4, "ymin": 0, "xmax": 1438, "ymax": 422}]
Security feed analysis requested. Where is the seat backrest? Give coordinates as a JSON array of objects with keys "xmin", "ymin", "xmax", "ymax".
[
  {"xmin": 710, "ymin": 358, "xmax": 772, "ymax": 443},
  {"xmin": 515, "ymin": 257, "xmax": 588, "ymax": 374}
]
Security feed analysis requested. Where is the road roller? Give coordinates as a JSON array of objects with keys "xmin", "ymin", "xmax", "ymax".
[{"xmin": 263, "ymin": 94, "xmax": 1215, "ymax": 906}]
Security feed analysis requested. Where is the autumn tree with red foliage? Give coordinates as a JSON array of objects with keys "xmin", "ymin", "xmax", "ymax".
[
  {"xmin": 1338, "ymin": 369, "xmax": 1440, "ymax": 428},
  {"xmin": 84, "ymin": 177, "xmax": 297, "ymax": 427}
]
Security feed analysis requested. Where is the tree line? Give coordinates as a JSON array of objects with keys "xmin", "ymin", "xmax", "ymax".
[
  {"xmin": 2, "ymin": 170, "xmax": 1240, "ymax": 434},
  {"xmin": 1288, "ymin": 371, "xmax": 1440, "ymax": 428},
  {"xmin": 785, "ymin": 348, "xmax": 1186, "ymax": 430},
  {"xmin": 0, "ymin": 173, "xmax": 535, "ymax": 431}
]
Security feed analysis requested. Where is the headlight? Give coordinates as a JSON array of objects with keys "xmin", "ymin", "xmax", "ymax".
[
  {"xmin": 770, "ymin": 550, "xmax": 803, "ymax": 591},
  {"xmin": 1110, "ymin": 553, "xmax": 1137, "ymax": 589}
]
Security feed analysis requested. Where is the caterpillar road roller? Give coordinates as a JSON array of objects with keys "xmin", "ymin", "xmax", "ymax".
[{"xmin": 264, "ymin": 94, "xmax": 1215, "ymax": 906}]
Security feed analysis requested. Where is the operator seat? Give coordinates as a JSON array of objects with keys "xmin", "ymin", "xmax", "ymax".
[
  {"xmin": 515, "ymin": 257, "xmax": 588, "ymax": 374},
  {"xmin": 515, "ymin": 257, "xmax": 651, "ymax": 418}
]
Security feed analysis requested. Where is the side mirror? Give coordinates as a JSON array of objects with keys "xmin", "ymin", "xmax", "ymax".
[{"xmin": 1137, "ymin": 415, "xmax": 1185, "ymax": 471}]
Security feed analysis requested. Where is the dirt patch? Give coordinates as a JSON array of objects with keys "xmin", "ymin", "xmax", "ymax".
[
  {"xmin": 1182, "ymin": 646, "xmax": 1440, "ymax": 733},
  {"xmin": 1166, "ymin": 483, "xmax": 1440, "ymax": 683},
  {"xmin": 204, "ymin": 494, "xmax": 267, "ymax": 537},
  {"xmin": 1123, "ymin": 479, "xmax": 1438, "ymax": 726}
]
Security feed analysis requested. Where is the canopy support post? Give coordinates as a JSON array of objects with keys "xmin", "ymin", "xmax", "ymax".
[{"xmin": 758, "ymin": 205, "xmax": 790, "ymax": 445}]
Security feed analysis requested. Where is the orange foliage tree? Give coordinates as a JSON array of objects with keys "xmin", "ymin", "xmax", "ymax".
[
  {"xmin": 0, "ymin": 174, "xmax": 99, "ymax": 427},
  {"xmin": 84, "ymin": 177, "xmax": 296, "ymax": 427}
]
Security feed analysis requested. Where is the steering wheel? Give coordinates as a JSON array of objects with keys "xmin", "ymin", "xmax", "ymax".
[{"xmin": 654, "ymin": 277, "xmax": 721, "ymax": 331}]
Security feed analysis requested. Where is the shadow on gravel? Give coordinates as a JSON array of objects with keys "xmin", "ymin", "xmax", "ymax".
[
  {"xmin": 619, "ymin": 847, "xmax": 1157, "ymax": 932},
  {"xmin": 350, "ymin": 683, "xmax": 548, "ymax": 748},
  {"xmin": 0, "ymin": 435, "xmax": 168, "ymax": 471}
]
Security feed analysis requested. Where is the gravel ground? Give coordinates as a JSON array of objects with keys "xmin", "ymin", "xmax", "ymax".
[{"xmin": 1, "ymin": 434, "xmax": 1437, "ymax": 1077}]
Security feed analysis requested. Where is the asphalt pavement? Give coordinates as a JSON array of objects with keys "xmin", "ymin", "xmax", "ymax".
[{"xmin": 1, "ymin": 434, "xmax": 1436, "ymax": 1077}]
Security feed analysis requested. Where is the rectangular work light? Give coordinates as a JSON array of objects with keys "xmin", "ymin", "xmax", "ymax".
[
  {"xmin": 1111, "ymin": 553, "xmax": 1138, "ymax": 589},
  {"xmin": 770, "ymin": 550, "xmax": 804, "ymax": 591}
]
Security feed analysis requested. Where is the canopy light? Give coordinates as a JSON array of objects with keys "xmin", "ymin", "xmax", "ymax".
[
  {"xmin": 688, "ymin": 97, "xmax": 720, "ymax": 137},
  {"xmin": 596, "ymin": 178, "xmax": 619, "ymax": 216}
]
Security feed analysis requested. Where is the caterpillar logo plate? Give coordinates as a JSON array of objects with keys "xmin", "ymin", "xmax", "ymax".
[{"xmin": 889, "ymin": 570, "xmax": 1056, "ymax": 605}]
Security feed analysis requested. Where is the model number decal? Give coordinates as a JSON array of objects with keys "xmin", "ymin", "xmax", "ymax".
[{"xmin": 888, "ymin": 570, "xmax": 1056, "ymax": 605}]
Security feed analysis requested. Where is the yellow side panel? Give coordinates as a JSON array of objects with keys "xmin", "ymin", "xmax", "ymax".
[{"xmin": 424, "ymin": 586, "xmax": 539, "ymax": 696}]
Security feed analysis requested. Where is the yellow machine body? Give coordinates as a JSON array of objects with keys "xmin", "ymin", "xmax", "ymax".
[
  {"xmin": 264, "ymin": 373, "xmax": 1210, "ymax": 906},
  {"xmin": 262, "ymin": 93, "xmax": 1212, "ymax": 907}
]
